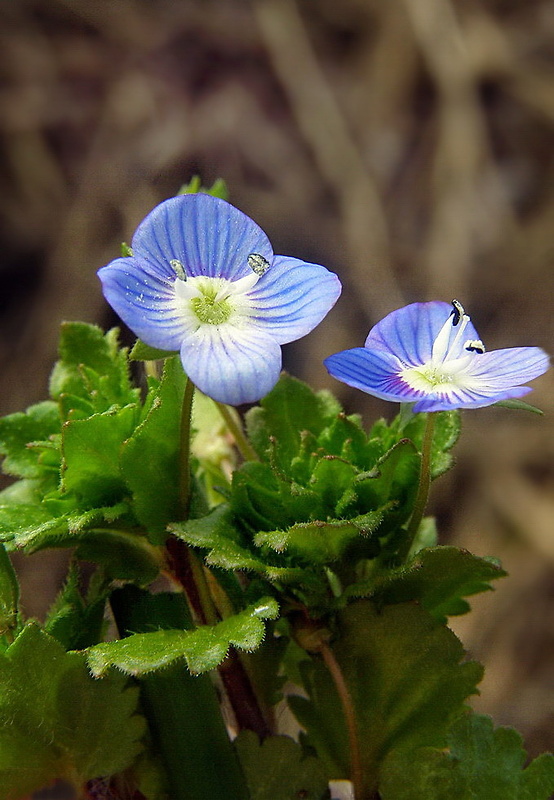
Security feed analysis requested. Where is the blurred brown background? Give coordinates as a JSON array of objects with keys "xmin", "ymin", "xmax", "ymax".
[{"xmin": 1, "ymin": 0, "xmax": 554, "ymax": 764}]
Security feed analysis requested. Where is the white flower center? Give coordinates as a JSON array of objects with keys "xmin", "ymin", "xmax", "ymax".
[
  {"xmin": 172, "ymin": 269, "xmax": 260, "ymax": 329},
  {"xmin": 400, "ymin": 301, "xmax": 485, "ymax": 395}
]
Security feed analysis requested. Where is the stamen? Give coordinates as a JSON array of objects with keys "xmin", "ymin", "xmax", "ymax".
[
  {"xmin": 170, "ymin": 259, "xmax": 187, "ymax": 281},
  {"xmin": 450, "ymin": 299, "xmax": 465, "ymax": 326},
  {"xmin": 248, "ymin": 253, "xmax": 270, "ymax": 276},
  {"xmin": 431, "ymin": 310, "xmax": 471, "ymax": 364},
  {"xmin": 465, "ymin": 339, "xmax": 485, "ymax": 354}
]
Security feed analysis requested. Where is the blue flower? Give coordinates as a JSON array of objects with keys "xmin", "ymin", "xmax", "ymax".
[
  {"xmin": 324, "ymin": 300, "xmax": 549, "ymax": 412},
  {"xmin": 98, "ymin": 194, "xmax": 341, "ymax": 404}
]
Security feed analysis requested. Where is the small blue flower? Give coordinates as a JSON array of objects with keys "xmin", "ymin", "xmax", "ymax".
[
  {"xmin": 324, "ymin": 300, "xmax": 550, "ymax": 412},
  {"xmin": 98, "ymin": 194, "xmax": 341, "ymax": 404}
]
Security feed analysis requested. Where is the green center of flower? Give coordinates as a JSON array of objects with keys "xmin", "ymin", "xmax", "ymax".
[
  {"xmin": 403, "ymin": 364, "xmax": 458, "ymax": 392},
  {"xmin": 190, "ymin": 287, "xmax": 233, "ymax": 325}
]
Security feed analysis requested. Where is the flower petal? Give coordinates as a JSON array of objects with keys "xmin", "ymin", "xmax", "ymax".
[
  {"xmin": 246, "ymin": 256, "xmax": 342, "ymax": 343},
  {"xmin": 98, "ymin": 257, "xmax": 185, "ymax": 351},
  {"xmin": 364, "ymin": 301, "xmax": 479, "ymax": 366},
  {"xmin": 180, "ymin": 325, "xmax": 282, "ymax": 405},
  {"xmin": 408, "ymin": 346, "xmax": 550, "ymax": 412},
  {"xmin": 324, "ymin": 348, "xmax": 424, "ymax": 403},
  {"xmin": 412, "ymin": 386, "xmax": 533, "ymax": 413},
  {"xmin": 131, "ymin": 194, "xmax": 273, "ymax": 281},
  {"xmin": 466, "ymin": 347, "xmax": 550, "ymax": 387}
]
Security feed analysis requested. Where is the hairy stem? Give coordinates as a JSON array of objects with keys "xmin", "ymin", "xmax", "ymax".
[
  {"xmin": 170, "ymin": 378, "xmax": 269, "ymax": 736},
  {"xmin": 404, "ymin": 412, "xmax": 436, "ymax": 558},
  {"xmin": 320, "ymin": 641, "xmax": 364, "ymax": 799},
  {"xmin": 215, "ymin": 400, "xmax": 259, "ymax": 461},
  {"xmin": 178, "ymin": 377, "xmax": 196, "ymax": 517}
]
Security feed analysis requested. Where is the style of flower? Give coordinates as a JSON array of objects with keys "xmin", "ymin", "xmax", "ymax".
[
  {"xmin": 98, "ymin": 194, "xmax": 341, "ymax": 405},
  {"xmin": 324, "ymin": 300, "xmax": 550, "ymax": 412}
]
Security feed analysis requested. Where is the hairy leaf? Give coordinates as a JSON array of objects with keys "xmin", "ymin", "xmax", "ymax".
[
  {"xmin": 288, "ymin": 601, "xmax": 482, "ymax": 794},
  {"xmin": 88, "ymin": 598, "xmax": 280, "ymax": 676},
  {"xmin": 235, "ymin": 731, "xmax": 330, "ymax": 800},
  {"xmin": 0, "ymin": 542, "xmax": 18, "ymax": 637},
  {"xmin": 347, "ymin": 546, "xmax": 506, "ymax": 621},
  {"xmin": 0, "ymin": 401, "xmax": 61, "ymax": 479},
  {"xmin": 120, "ymin": 357, "xmax": 186, "ymax": 536},
  {"xmin": 61, "ymin": 404, "xmax": 139, "ymax": 506},
  {"xmin": 254, "ymin": 512, "xmax": 383, "ymax": 565},
  {"xmin": 380, "ymin": 713, "xmax": 554, "ymax": 800},
  {"xmin": 245, "ymin": 373, "xmax": 341, "ymax": 468},
  {"xmin": 49, "ymin": 323, "xmax": 139, "ymax": 412},
  {"xmin": 0, "ymin": 624, "xmax": 144, "ymax": 799}
]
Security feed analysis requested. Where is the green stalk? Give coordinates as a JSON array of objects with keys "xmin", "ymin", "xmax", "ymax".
[
  {"xmin": 215, "ymin": 401, "xmax": 259, "ymax": 462},
  {"xmin": 111, "ymin": 586, "xmax": 249, "ymax": 800},
  {"xmin": 402, "ymin": 412, "xmax": 436, "ymax": 560},
  {"xmin": 168, "ymin": 376, "xmax": 270, "ymax": 737},
  {"xmin": 320, "ymin": 641, "xmax": 364, "ymax": 799},
  {"xmin": 178, "ymin": 377, "xmax": 196, "ymax": 517}
]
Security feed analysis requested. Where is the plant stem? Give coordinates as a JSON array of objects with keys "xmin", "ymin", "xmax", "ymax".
[
  {"xmin": 178, "ymin": 377, "xmax": 196, "ymax": 517},
  {"xmin": 167, "ymin": 376, "xmax": 219, "ymax": 623},
  {"xmin": 215, "ymin": 400, "xmax": 259, "ymax": 461},
  {"xmin": 111, "ymin": 587, "xmax": 249, "ymax": 800},
  {"xmin": 320, "ymin": 640, "xmax": 364, "ymax": 800},
  {"xmin": 170, "ymin": 378, "xmax": 270, "ymax": 737},
  {"xmin": 219, "ymin": 650, "xmax": 272, "ymax": 737},
  {"xmin": 403, "ymin": 412, "xmax": 436, "ymax": 558}
]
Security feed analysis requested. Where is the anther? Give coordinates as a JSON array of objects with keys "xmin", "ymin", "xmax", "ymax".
[
  {"xmin": 450, "ymin": 299, "xmax": 465, "ymax": 326},
  {"xmin": 465, "ymin": 339, "xmax": 485, "ymax": 354},
  {"xmin": 170, "ymin": 259, "xmax": 187, "ymax": 281},
  {"xmin": 248, "ymin": 253, "xmax": 270, "ymax": 276}
]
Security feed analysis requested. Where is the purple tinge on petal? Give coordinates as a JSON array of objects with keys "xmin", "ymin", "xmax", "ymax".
[
  {"xmin": 246, "ymin": 255, "xmax": 342, "ymax": 344},
  {"xmin": 364, "ymin": 301, "xmax": 480, "ymax": 367},
  {"xmin": 180, "ymin": 324, "xmax": 282, "ymax": 405},
  {"xmin": 324, "ymin": 348, "xmax": 425, "ymax": 404},
  {"xmin": 130, "ymin": 194, "xmax": 274, "ymax": 282},
  {"xmin": 412, "ymin": 386, "xmax": 533, "ymax": 413},
  {"xmin": 98, "ymin": 257, "xmax": 186, "ymax": 351}
]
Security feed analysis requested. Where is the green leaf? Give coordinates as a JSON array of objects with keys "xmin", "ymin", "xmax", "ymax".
[
  {"xmin": 45, "ymin": 564, "xmax": 107, "ymax": 650},
  {"xmin": 1, "ymin": 502, "xmax": 161, "ymax": 584},
  {"xmin": 494, "ymin": 398, "xmax": 544, "ymax": 414},
  {"xmin": 354, "ymin": 439, "xmax": 420, "ymax": 530},
  {"xmin": 129, "ymin": 340, "xmax": 177, "ymax": 361},
  {"xmin": 309, "ymin": 457, "xmax": 358, "ymax": 515},
  {"xmin": 350, "ymin": 546, "xmax": 506, "ymax": 621},
  {"xmin": 254, "ymin": 512, "xmax": 383, "ymax": 565},
  {"xmin": 61, "ymin": 404, "xmax": 139, "ymax": 506},
  {"xmin": 0, "ymin": 401, "xmax": 61, "ymax": 478},
  {"xmin": 245, "ymin": 374, "xmax": 341, "ymax": 469},
  {"xmin": 235, "ymin": 731, "xmax": 330, "ymax": 800},
  {"xmin": 400, "ymin": 410, "xmax": 461, "ymax": 479},
  {"xmin": 171, "ymin": 507, "xmax": 309, "ymax": 582},
  {"xmin": 75, "ymin": 527, "xmax": 163, "ymax": 584},
  {"xmin": 0, "ymin": 542, "xmax": 19, "ymax": 637},
  {"xmin": 380, "ymin": 713, "xmax": 554, "ymax": 800},
  {"xmin": 0, "ymin": 502, "xmax": 59, "ymax": 546},
  {"xmin": 178, "ymin": 175, "xmax": 229, "ymax": 200},
  {"xmin": 0, "ymin": 624, "xmax": 145, "ymax": 799},
  {"xmin": 111, "ymin": 586, "xmax": 249, "ymax": 800},
  {"xmin": 288, "ymin": 601, "xmax": 483, "ymax": 794},
  {"xmin": 0, "ymin": 502, "xmax": 125, "ymax": 550},
  {"xmin": 87, "ymin": 597, "xmax": 280, "ymax": 676},
  {"xmin": 120, "ymin": 357, "xmax": 186, "ymax": 536},
  {"xmin": 49, "ymin": 323, "xmax": 139, "ymax": 413},
  {"xmin": 316, "ymin": 412, "xmax": 369, "ymax": 467}
]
